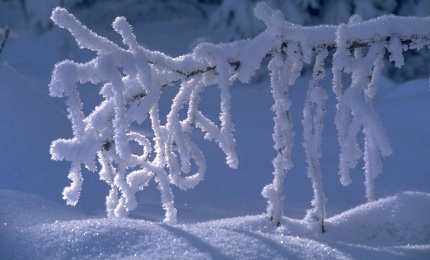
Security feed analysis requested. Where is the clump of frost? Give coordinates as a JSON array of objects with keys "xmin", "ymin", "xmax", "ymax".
[
  {"xmin": 302, "ymin": 48, "xmax": 329, "ymax": 233},
  {"xmin": 49, "ymin": 7, "xmax": 239, "ymax": 223},
  {"xmin": 256, "ymin": 2, "xmax": 430, "ymax": 228},
  {"xmin": 256, "ymin": 3, "xmax": 329, "ymax": 231},
  {"xmin": 330, "ymin": 14, "xmax": 430, "ymax": 202},
  {"xmin": 255, "ymin": 2, "xmax": 330, "ymax": 231},
  {"xmin": 337, "ymin": 14, "xmax": 430, "ymax": 201}
]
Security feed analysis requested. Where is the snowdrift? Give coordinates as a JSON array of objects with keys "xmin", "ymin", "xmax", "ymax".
[{"xmin": 1, "ymin": 190, "xmax": 429, "ymax": 259}]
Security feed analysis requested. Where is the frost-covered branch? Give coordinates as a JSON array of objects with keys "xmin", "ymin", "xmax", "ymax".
[
  {"xmin": 333, "ymin": 15, "xmax": 395, "ymax": 202},
  {"xmin": 262, "ymin": 51, "xmax": 296, "ymax": 227},
  {"xmin": 50, "ymin": 7, "xmax": 239, "ymax": 223},
  {"xmin": 50, "ymin": 2, "xmax": 430, "ymax": 227},
  {"xmin": 52, "ymin": 4, "xmax": 430, "ymax": 92},
  {"xmin": 302, "ymin": 49, "xmax": 329, "ymax": 233}
]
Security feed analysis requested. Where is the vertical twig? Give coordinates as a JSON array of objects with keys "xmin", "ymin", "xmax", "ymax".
[{"xmin": 0, "ymin": 27, "xmax": 10, "ymax": 58}]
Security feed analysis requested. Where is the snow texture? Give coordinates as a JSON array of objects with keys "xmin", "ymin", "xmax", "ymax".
[{"xmin": 2, "ymin": 190, "xmax": 429, "ymax": 259}]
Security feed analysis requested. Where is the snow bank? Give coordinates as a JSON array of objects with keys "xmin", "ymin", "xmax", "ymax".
[
  {"xmin": 10, "ymin": 217, "xmax": 349, "ymax": 259},
  {"xmin": 2, "ymin": 191, "xmax": 429, "ymax": 259},
  {"xmin": 326, "ymin": 191, "xmax": 430, "ymax": 246},
  {"xmin": 0, "ymin": 189, "xmax": 86, "ymax": 259}
]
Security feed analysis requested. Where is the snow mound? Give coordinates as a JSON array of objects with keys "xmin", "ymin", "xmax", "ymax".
[
  {"xmin": 0, "ymin": 189, "xmax": 85, "ymax": 228},
  {"xmin": 2, "ymin": 191, "xmax": 429, "ymax": 259},
  {"xmin": 14, "ymin": 217, "xmax": 349, "ymax": 260},
  {"xmin": 0, "ymin": 189, "xmax": 86, "ymax": 259},
  {"xmin": 326, "ymin": 191, "xmax": 430, "ymax": 246}
]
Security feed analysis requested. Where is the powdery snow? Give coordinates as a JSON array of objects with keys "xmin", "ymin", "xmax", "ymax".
[{"xmin": 2, "ymin": 191, "xmax": 429, "ymax": 259}]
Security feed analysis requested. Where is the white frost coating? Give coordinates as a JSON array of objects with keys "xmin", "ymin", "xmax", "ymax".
[
  {"xmin": 333, "ymin": 19, "xmax": 394, "ymax": 201},
  {"xmin": 50, "ymin": 8, "xmax": 239, "ymax": 223},
  {"xmin": 51, "ymin": 7, "xmax": 119, "ymax": 54},
  {"xmin": 363, "ymin": 128, "xmax": 382, "ymax": 202},
  {"xmin": 236, "ymin": 31, "xmax": 275, "ymax": 83},
  {"xmin": 62, "ymin": 162, "xmax": 82, "ymax": 206},
  {"xmin": 366, "ymin": 45, "xmax": 385, "ymax": 99},
  {"xmin": 193, "ymin": 43, "xmax": 238, "ymax": 169},
  {"xmin": 254, "ymin": 2, "xmax": 285, "ymax": 39},
  {"xmin": 262, "ymin": 51, "xmax": 295, "ymax": 227},
  {"xmin": 236, "ymin": 2, "xmax": 288, "ymax": 84},
  {"xmin": 387, "ymin": 36, "xmax": 404, "ymax": 68},
  {"xmin": 50, "ymin": 5, "xmax": 430, "ymax": 227},
  {"xmin": 165, "ymin": 78, "xmax": 207, "ymax": 190},
  {"xmin": 303, "ymin": 49, "xmax": 329, "ymax": 232},
  {"xmin": 339, "ymin": 15, "xmax": 430, "ymax": 44}
]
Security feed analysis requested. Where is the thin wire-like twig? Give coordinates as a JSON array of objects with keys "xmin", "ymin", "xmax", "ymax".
[
  {"xmin": 0, "ymin": 61, "xmax": 68, "ymax": 118},
  {"xmin": 0, "ymin": 27, "xmax": 10, "ymax": 58}
]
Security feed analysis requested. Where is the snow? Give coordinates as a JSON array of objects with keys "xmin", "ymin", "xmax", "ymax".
[
  {"xmin": 2, "ymin": 191, "xmax": 429, "ymax": 259},
  {"xmin": 1, "ymin": 3, "xmax": 430, "ymax": 259}
]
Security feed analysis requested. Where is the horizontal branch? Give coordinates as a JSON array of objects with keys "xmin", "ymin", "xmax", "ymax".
[
  {"xmin": 142, "ymin": 14, "xmax": 430, "ymax": 92},
  {"xmin": 52, "ymin": 6, "xmax": 430, "ymax": 103}
]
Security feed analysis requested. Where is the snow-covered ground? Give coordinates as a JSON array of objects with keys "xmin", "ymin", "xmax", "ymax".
[{"xmin": 0, "ymin": 5, "xmax": 429, "ymax": 259}]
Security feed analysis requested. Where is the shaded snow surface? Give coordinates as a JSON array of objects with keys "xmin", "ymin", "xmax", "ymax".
[
  {"xmin": 0, "ymin": 5, "xmax": 430, "ymax": 259},
  {"xmin": 1, "ymin": 190, "xmax": 429, "ymax": 259}
]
